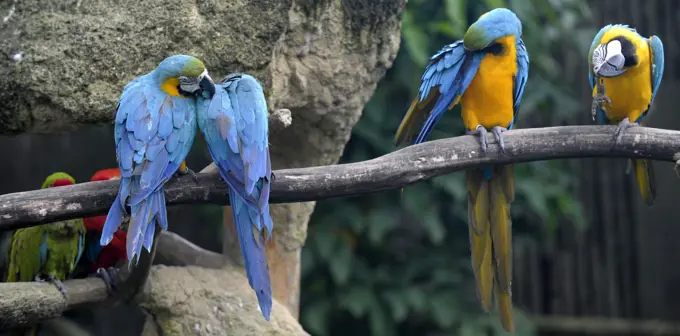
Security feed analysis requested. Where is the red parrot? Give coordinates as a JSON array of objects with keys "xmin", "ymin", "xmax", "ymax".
[{"xmin": 81, "ymin": 168, "xmax": 128, "ymax": 276}]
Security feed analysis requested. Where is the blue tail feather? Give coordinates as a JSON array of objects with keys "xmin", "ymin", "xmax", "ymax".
[
  {"xmin": 101, "ymin": 194, "xmax": 125, "ymax": 246},
  {"xmin": 229, "ymin": 188, "xmax": 272, "ymax": 321}
]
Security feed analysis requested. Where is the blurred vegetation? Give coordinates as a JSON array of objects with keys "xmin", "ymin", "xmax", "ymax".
[{"xmin": 300, "ymin": 0, "xmax": 597, "ymax": 335}]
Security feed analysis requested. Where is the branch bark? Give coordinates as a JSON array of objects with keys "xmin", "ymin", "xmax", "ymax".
[{"xmin": 1, "ymin": 125, "xmax": 679, "ymax": 231}]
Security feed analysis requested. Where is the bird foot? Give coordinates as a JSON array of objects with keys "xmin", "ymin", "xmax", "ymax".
[
  {"xmin": 466, "ymin": 125, "xmax": 488, "ymax": 154},
  {"xmin": 176, "ymin": 165, "xmax": 199, "ymax": 184},
  {"xmin": 591, "ymin": 80, "xmax": 612, "ymax": 122},
  {"xmin": 613, "ymin": 117, "xmax": 638, "ymax": 145},
  {"xmin": 94, "ymin": 267, "xmax": 119, "ymax": 296},
  {"xmin": 39, "ymin": 274, "xmax": 67, "ymax": 298},
  {"xmin": 491, "ymin": 126, "xmax": 508, "ymax": 154}
]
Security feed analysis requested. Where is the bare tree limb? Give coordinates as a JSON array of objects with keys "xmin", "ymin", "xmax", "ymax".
[
  {"xmin": 1, "ymin": 125, "xmax": 679, "ymax": 231},
  {"xmin": 155, "ymin": 231, "xmax": 231, "ymax": 269}
]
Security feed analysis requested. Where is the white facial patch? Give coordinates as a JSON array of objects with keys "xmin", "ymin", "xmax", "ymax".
[
  {"xmin": 605, "ymin": 40, "xmax": 623, "ymax": 61},
  {"xmin": 592, "ymin": 44, "xmax": 606, "ymax": 73}
]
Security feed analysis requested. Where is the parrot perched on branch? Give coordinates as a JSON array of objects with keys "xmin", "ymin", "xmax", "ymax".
[
  {"xmin": 394, "ymin": 8, "xmax": 529, "ymax": 332},
  {"xmin": 100, "ymin": 55, "xmax": 216, "ymax": 265},
  {"xmin": 197, "ymin": 73, "xmax": 274, "ymax": 320},
  {"xmin": 1, "ymin": 172, "xmax": 86, "ymax": 296},
  {"xmin": 77, "ymin": 168, "xmax": 127, "ymax": 288},
  {"xmin": 588, "ymin": 24, "xmax": 664, "ymax": 206}
]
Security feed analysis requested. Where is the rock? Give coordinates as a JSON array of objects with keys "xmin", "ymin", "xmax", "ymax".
[{"xmin": 139, "ymin": 265, "xmax": 310, "ymax": 336}]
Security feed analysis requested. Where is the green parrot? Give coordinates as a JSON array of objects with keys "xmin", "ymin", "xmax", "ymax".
[{"xmin": 1, "ymin": 172, "xmax": 86, "ymax": 297}]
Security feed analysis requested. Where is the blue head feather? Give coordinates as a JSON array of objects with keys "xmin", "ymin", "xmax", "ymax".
[
  {"xmin": 152, "ymin": 54, "xmax": 206, "ymax": 83},
  {"xmin": 463, "ymin": 8, "xmax": 522, "ymax": 51}
]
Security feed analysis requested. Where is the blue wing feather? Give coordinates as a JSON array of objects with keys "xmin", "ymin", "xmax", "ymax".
[
  {"xmin": 511, "ymin": 38, "xmax": 530, "ymax": 129},
  {"xmin": 75, "ymin": 228, "xmax": 85, "ymax": 267},
  {"xmin": 413, "ymin": 41, "xmax": 484, "ymax": 144},
  {"xmin": 648, "ymin": 35, "xmax": 664, "ymax": 105},
  {"xmin": 197, "ymin": 73, "xmax": 274, "ymax": 320},
  {"xmin": 102, "ymin": 71, "xmax": 198, "ymax": 263},
  {"xmin": 39, "ymin": 232, "xmax": 47, "ymax": 268}
]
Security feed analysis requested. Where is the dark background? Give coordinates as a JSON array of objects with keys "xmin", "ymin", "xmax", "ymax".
[{"xmin": 3, "ymin": 0, "xmax": 680, "ymax": 335}]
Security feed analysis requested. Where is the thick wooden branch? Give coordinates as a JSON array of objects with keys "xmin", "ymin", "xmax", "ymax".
[{"xmin": 2, "ymin": 125, "xmax": 679, "ymax": 230}]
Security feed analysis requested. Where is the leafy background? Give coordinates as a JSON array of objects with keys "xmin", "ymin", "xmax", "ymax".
[{"xmin": 299, "ymin": 0, "xmax": 597, "ymax": 335}]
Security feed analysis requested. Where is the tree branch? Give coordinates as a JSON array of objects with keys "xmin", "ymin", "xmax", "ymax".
[{"xmin": 1, "ymin": 125, "xmax": 678, "ymax": 230}]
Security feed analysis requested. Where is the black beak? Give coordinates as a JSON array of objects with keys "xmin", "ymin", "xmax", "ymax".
[
  {"xmin": 199, "ymin": 73, "xmax": 216, "ymax": 97},
  {"xmin": 596, "ymin": 54, "xmax": 627, "ymax": 78}
]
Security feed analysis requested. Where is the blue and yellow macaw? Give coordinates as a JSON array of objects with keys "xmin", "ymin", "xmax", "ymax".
[
  {"xmin": 101, "ymin": 55, "xmax": 216, "ymax": 266},
  {"xmin": 589, "ymin": 24, "xmax": 664, "ymax": 206},
  {"xmin": 197, "ymin": 73, "xmax": 273, "ymax": 320},
  {"xmin": 394, "ymin": 8, "xmax": 529, "ymax": 332}
]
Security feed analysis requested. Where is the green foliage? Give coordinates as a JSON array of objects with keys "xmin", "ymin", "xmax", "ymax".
[{"xmin": 301, "ymin": 1, "xmax": 594, "ymax": 335}]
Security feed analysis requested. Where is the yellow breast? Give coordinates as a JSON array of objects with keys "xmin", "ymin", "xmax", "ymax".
[
  {"xmin": 594, "ymin": 28, "xmax": 653, "ymax": 123},
  {"xmin": 461, "ymin": 35, "xmax": 517, "ymax": 131}
]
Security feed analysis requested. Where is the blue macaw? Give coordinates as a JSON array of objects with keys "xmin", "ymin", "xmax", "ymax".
[
  {"xmin": 394, "ymin": 8, "xmax": 529, "ymax": 332},
  {"xmin": 588, "ymin": 24, "xmax": 664, "ymax": 206},
  {"xmin": 101, "ymin": 55, "xmax": 216, "ymax": 267},
  {"xmin": 197, "ymin": 73, "xmax": 273, "ymax": 320}
]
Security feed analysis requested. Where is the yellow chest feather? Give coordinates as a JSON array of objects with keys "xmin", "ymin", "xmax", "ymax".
[{"xmin": 461, "ymin": 36, "xmax": 517, "ymax": 131}]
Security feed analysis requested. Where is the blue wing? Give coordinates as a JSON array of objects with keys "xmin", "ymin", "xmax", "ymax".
[
  {"xmin": 101, "ymin": 72, "xmax": 198, "ymax": 263},
  {"xmin": 197, "ymin": 73, "xmax": 273, "ymax": 320},
  {"xmin": 510, "ymin": 38, "xmax": 530, "ymax": 130},
  {"xmin": 395, "ymin": 40, "xmax": 484, "ymax": 145},
  {"xmin": 648, "ymin": 35, "xmax": 664, "ymax": 105}
]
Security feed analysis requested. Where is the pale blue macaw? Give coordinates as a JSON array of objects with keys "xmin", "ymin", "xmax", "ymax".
[
  {"xmin": 588, "ymin": 24, "xmax": 664, "ymax": 206},
  {"xmin": 197, "ymin": 73, "xmax": 273, "ymax": 320},
  {"xmin": 101, "ymin": 55, "xmax": 216, "ymax": 267},
  {"xmin": 394, "ymin": 8, "xmax": 529, "ymax": 332}
]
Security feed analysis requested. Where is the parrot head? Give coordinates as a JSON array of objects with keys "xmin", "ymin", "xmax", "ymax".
[
  {"xmin": 41, "ymin": 172, "xmax": 76, "ymax": 189},
  {"xmin": 154, "ymin": 54, "xmax": 216, "ymax": 98},
  {"xmin": 591, "ymin": 26, "xmax": 639, "ymax": 78},
  {"xmin": 463, "ymin": 8, "xmax": 522, "ymax": 51},
  {"xmin": 84, "ymin": 168, "xmax": 121, "ymax": 233}
]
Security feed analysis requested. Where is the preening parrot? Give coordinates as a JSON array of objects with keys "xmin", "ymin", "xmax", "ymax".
[
  {"xmin": 1, "ymin": 172, "xmax": 86, "ymax": 296},
  {"xmin": 589, "ymin": 24, "xmax": 664, "ymax": 206},
  {"xmin": 100, "ymin": 55, "xmax": 216, "ymax": 265},
  {"xmin": 394, "ymin": 8, "xmax": 529, "ymax": 332},
  {"xmin": 197, "ymin": 73, "xmax": 273, "ymax": 320},
  {"xmin": 78, "ymin": 168, "xmax": 127, "ymax": 288}
]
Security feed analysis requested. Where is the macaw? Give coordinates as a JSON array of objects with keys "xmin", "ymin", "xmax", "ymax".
[
  {"xmin": 197, "ymin": 73, "xmax": 273, "ymax": 320},
  {"xmin": 77, "ymin": 168, "xmax": 127, "ymax": 287},
  {"xmin": 588, "ymin": 24, "xmax": 664, "ymax": 206},
  {"xmin": 101, "ymin": 55, "xmax": 216, "ymax": 265},
  {"xmin": 393, "ymin": 8, "xmax": 528, "ymax": 332},
  {"xmin": 1, "ymin": 173, "xmax": 86, "ymax": 296}
]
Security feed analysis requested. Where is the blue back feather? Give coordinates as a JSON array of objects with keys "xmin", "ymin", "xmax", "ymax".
[
  {"xmin": 197, "ymin": 73, "xmax": 274, "ymax": 320},
  {"xmin": 101, "ymin": 55, "xmax": 200, "ymax": 264}
]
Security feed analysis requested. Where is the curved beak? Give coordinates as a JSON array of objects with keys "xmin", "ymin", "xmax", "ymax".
[
  {"xmin": 593, "ymin": 42, "xmax": 627, "ymax": 78},
  {"xmin": 199, "ymin": 72, "xmax": 216, "ymax": 97}
]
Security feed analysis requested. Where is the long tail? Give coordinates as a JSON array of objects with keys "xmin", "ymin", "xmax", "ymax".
[
  {"xmin": 126, "ymin": 189, "xmax": 166, "ymax": 265},
  {"xmin": 466, "ymin": 165, "xmax": 515, "ymax": 332},
  {"xmin": 229, "ymin": 188, "xmax": 272, "ymax": 320},
  {"xmin": 632, "ymin": 159, "xmax": 656, "ymax": 206}
]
